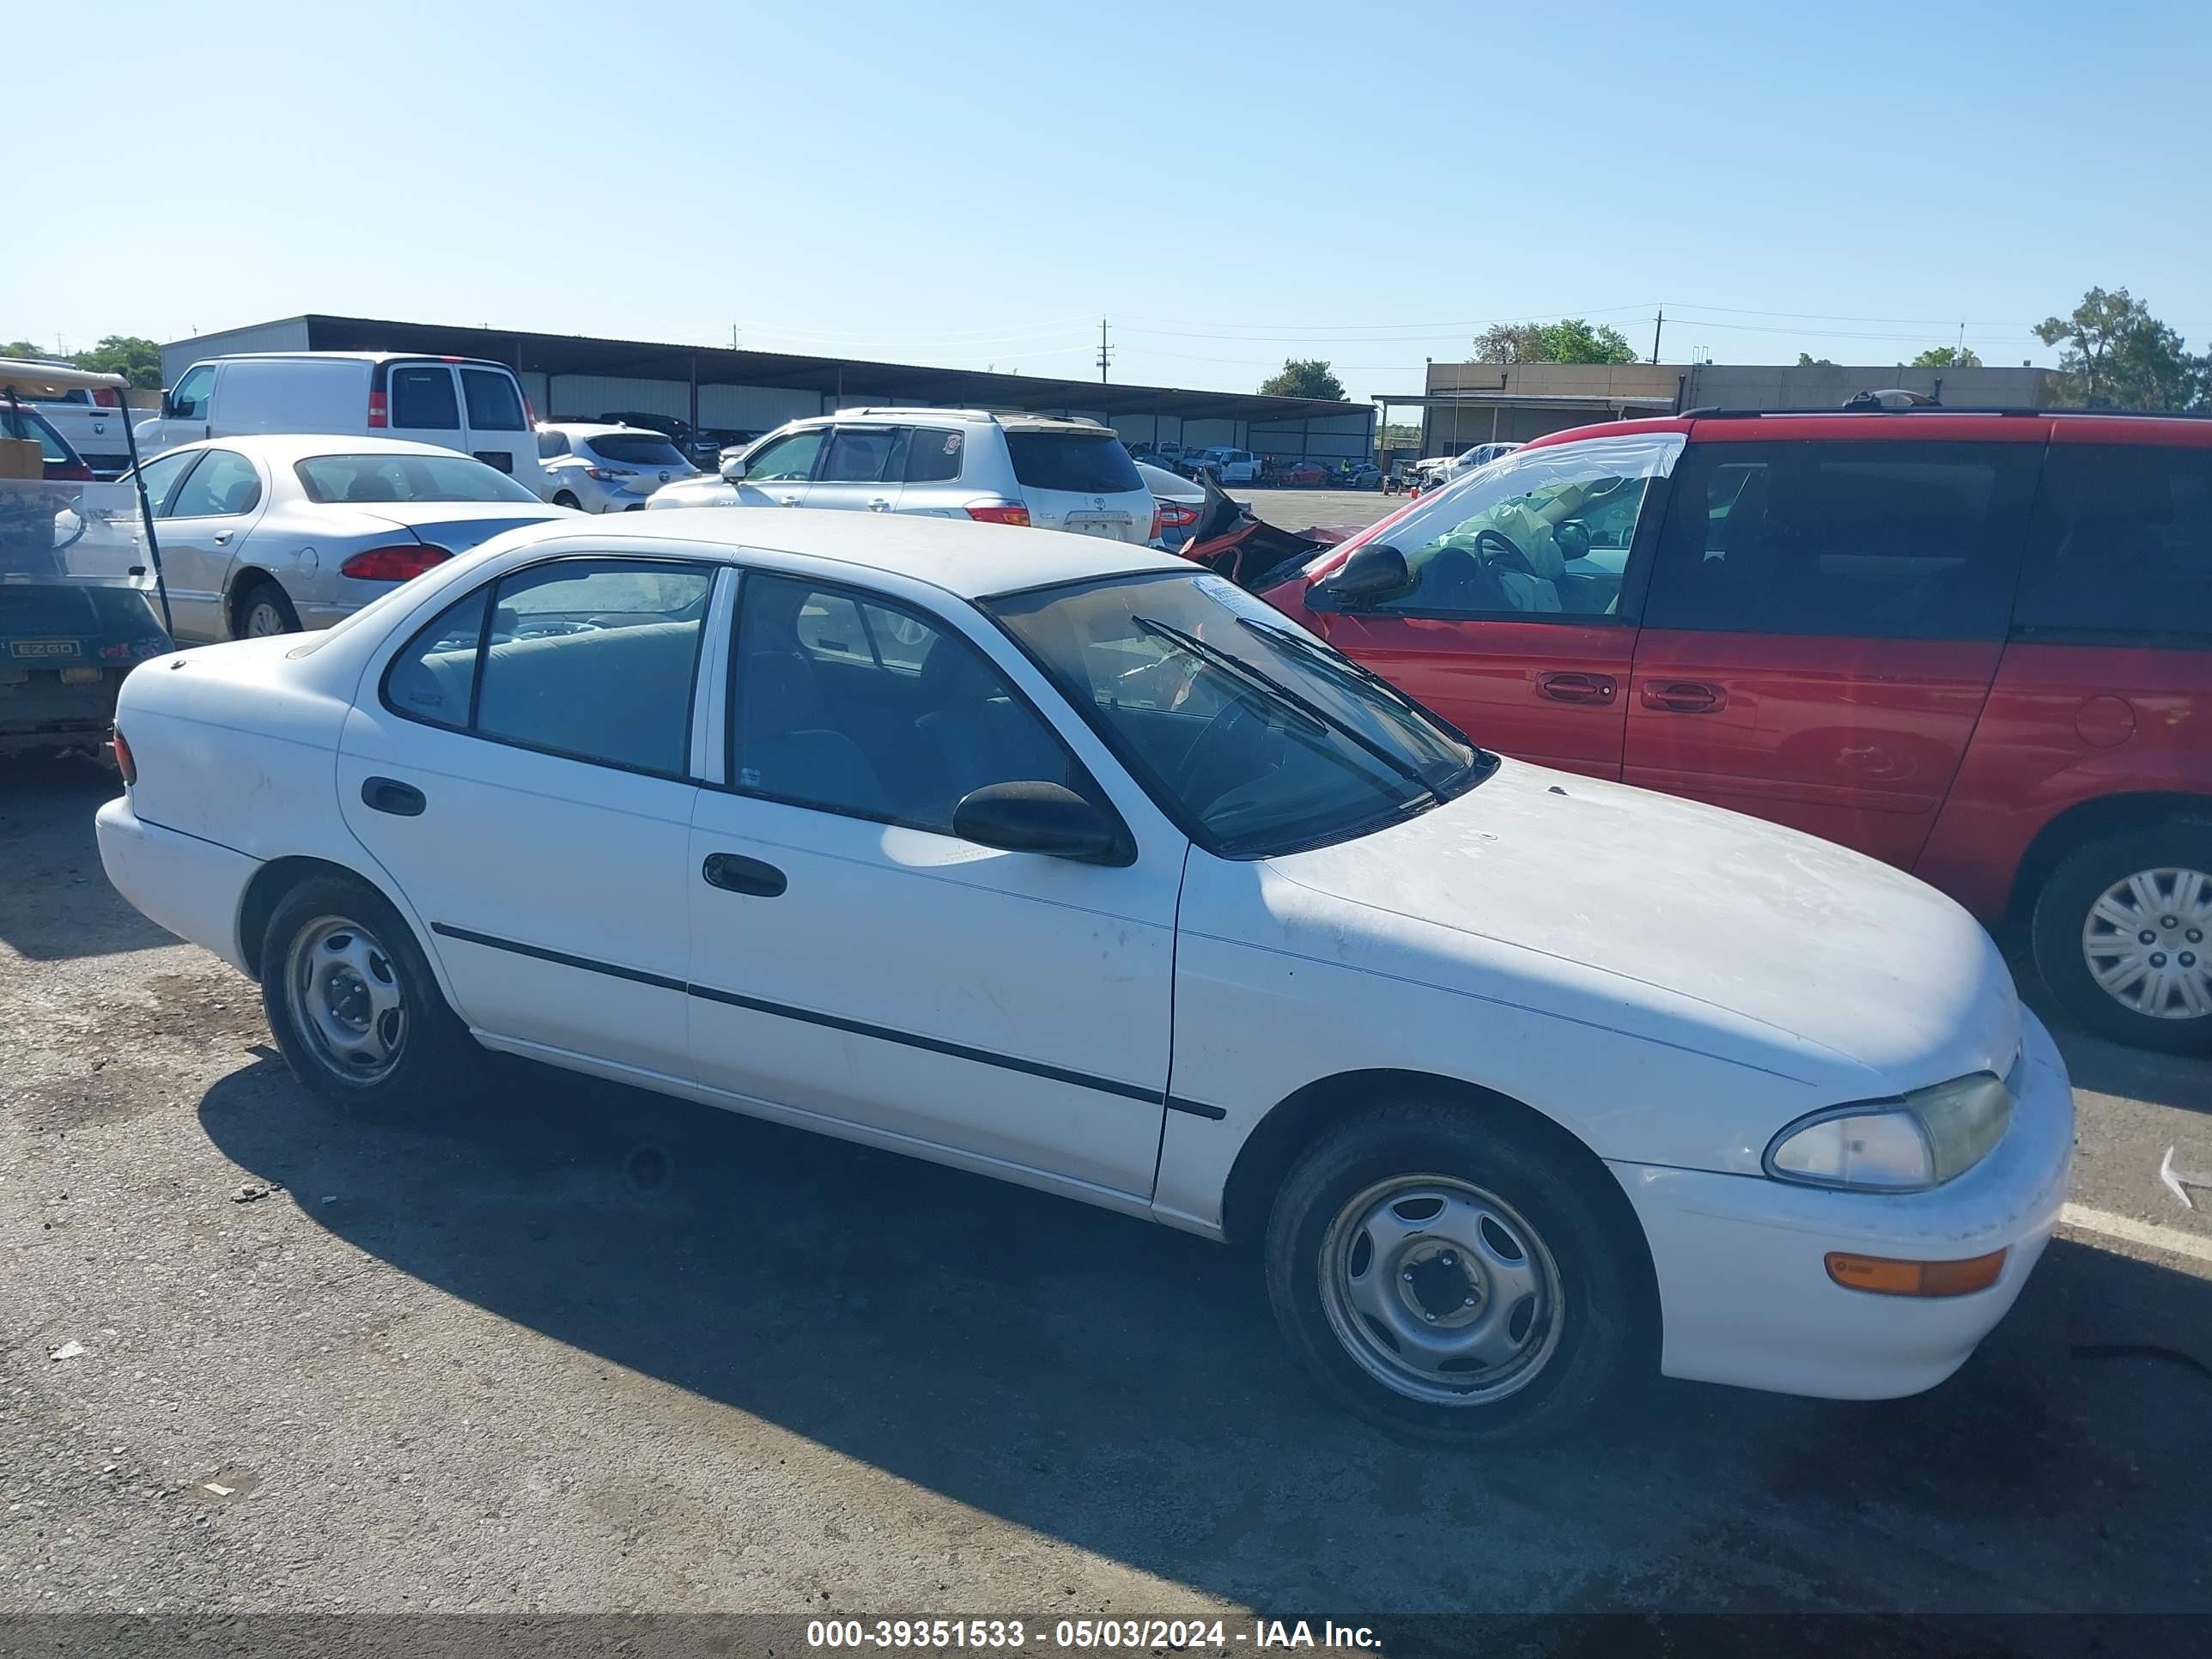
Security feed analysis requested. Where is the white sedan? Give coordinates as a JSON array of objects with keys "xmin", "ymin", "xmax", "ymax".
[
  {"xmin": 122, "ymin": 434, "xmax": 574, "ymax": 643},
  {"xmin": 94, "ymin": 510, "xmax": 2073, "ymax": 1441}
]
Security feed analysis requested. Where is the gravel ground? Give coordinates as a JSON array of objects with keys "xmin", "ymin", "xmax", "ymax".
[{"xmin": 4, "ymin": 757, "xmax": 2211, "ymax": 1633}]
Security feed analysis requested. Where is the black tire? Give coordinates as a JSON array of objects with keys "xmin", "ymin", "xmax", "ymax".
[
  {"xmin": 259, "ymin": 873, "xmax": 480, "ymax": 1114},
  {"xmin": 1263, "ymin": 1101, "xmax": 1650, "ymax": 1446},
  {"xmin": 2031, "ymin": 819, "xmax": 2212, "ymax": 1054},
  {"xmin": 553, "ymin": 490, "xmax": 582, "ymax": 510},
  {"xmin": 232, "ymin": 577, "xmax": 300, "ymax": 640}
]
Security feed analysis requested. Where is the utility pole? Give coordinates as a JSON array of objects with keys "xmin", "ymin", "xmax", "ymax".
[
  {"xmin": 1097, "ymin": 316, "xmax": 1112, "ymax": 384},
  {"xmin": 1650, "ymin": 310, "xmax": 1664, "ymax": 364}
]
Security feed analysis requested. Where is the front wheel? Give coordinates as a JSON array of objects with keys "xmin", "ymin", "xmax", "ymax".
[
  {"xmin": 2032, "ymin": 821, "xmax": 2212, "ymax": 1053},
  {"xmin": 1263, "ymin": 1102, "xmax": 1648, "ymax": 1445}
]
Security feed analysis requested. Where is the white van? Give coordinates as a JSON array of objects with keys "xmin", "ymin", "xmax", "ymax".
[{"xmin": 135, "ymin": 353, "xmax": 543, "ymax": 487}]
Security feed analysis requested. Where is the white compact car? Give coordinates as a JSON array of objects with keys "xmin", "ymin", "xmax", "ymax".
[
  {"xmin": 650, "ymin": 409, "xmax": 1160, "ymax": 545},
  {"xmin": 119, "ymin": 434, "xmax": 575, "ymax": 643},
  {"xmin": 536, "ymin": 422, "xmax": 700, "ymax": 512},
  {"xmin": 95, "ymin": 511, "xmax": 2072, "ymax": 1442}
]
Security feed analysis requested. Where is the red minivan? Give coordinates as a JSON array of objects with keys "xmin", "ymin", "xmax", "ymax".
[{"xmin": 1265, "ymin": 409, "xmax": 2212, "ymax": 1053}]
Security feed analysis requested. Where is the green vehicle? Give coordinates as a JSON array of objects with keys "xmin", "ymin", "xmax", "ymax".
[{"xmin": 0, "ymin": 361, "xmax": 174, "ymax": 762}]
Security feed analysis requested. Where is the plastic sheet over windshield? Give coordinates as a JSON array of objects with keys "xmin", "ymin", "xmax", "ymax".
[
  {"xmin": 0, "ymin": 479, "xmax": 158, "ymax": 589},
  {"xmin": 988, "ymin": 569, "xmax": 1495, "ymax": 858}
]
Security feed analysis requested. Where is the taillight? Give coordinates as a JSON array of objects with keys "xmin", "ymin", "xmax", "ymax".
[
  {"xmin": 112, "ymin": 726, "xmax": 137, "ymax": 785},
  {"xmin": 368, "ymin": 390, "xmax": 388, "ymax": 428},
  {"xmin": 47, "ymin": 461, "xmax": 93, "ymax": 482},
  {"xmin": 1148, "ymin": 505, "xmax": 1163, "ymax": 542},
  {"xmin": 965, "ymin": 502, "xmax": 1030, "ymax": 526},
  {"xmin": 339, "ymin": 544, "xmax": 452, "ymax": 582},
  {"xmin": 1158, "ymin": 501, "xmax": 1199, "ymax": 529}
]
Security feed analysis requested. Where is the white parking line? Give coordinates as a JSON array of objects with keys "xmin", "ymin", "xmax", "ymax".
[{"xmin": 2060, "ymin": 1202, "xmax": 2212, "ymax": 1267}]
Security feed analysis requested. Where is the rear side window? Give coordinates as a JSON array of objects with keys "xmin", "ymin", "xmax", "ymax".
[
  {"xmin": 460, "ymin": 368, "xmax": 527, "ymax": 431},
  {"xmin": 907, "ymin": 428, "xmax": 964, "ymax": 483},
  {"xmin": 384, "ymin": 588, "xmax": 490, "ymax": 729},
  {"xmin": 538, "ymin": 430, "xmax": 569, "ymax": 459},
  {"xmin": 1006, "ymin": 432, "xmax": 1145, "ymax": 495},
  {"xmin": 2015, "ymin": 445, "xmax": 2212, "ymax": 641},
  {"xmin": 1644, "ymin": 441, "xmax": 2038, "ymax": 641},
  {"xmin": 390, "ymin": 366, "xmax": 460, "ymax": 430}
]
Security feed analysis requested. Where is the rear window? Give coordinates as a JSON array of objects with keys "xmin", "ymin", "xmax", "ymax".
[
  {"xmin": 390, "ymin": 366, "xmax": 459, "ymax": 430},
  {"xmin": 0, "ymin": 406, "xmax": 70, "ymax": 463},
  {"xmin": 1006, "ymin": 432, "xmax": 1144, "ymax": 495},
  {"xmin": 296, "ymin": 452, "xmax": 544, "ymax": 505},
  {"xmin": 2015, "ymin": 444, "xmax": 2212, "ymax": 640},
  {"xmin": 460, "ymin": 368, "xmax": 528, "ymax": 431},
  {"xmin": 587, "ymin": 434, "xmax": 690, "ymax": 468}
]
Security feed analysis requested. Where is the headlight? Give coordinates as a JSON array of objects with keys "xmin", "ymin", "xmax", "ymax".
[{"xmin": 1765, "ymin": 1069, "xmax": 2013, "ymax": 1192}]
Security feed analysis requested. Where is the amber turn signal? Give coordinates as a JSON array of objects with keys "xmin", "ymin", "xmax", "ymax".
[{"xmin": 1825, "ymin": 1249, "xmax": 2007, "ymax": 1297}]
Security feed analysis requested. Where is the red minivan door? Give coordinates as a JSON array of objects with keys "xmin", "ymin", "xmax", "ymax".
[
  {"xmin": 1622, "ymin": 423, "xmax": 2045, "ymax": 871},
  {"xmin": 1286, "ymin": 429, "xmax": 1684, "ymax": 779}
]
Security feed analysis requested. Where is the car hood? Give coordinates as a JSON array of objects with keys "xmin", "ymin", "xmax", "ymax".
[
  {"xmin": 351, "ymin": 502, "xmax": 572, "ymax": 552},
  {"xmin": 1261, "ymin": 759, "xmax": 2020, "ymax": 1099}
]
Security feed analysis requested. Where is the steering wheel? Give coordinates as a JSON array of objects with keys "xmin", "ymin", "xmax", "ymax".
[
  {"xmin": 1172, "ymin": 699, "xmax": 1269, "ymax": 815},
  {"xmin": 1473, "ymin": 526, "xmax": 1535, "ymax": 574}
]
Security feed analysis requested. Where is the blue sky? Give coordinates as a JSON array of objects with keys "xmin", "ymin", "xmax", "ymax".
[{"xmin": 27, "ymin": 0, "xmax": 2212, "ymax": 405}]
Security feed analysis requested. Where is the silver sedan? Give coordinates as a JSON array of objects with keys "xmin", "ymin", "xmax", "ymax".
[{"xmin": 121, "ymin": 435, "xmax": 577, "ymax": 643}]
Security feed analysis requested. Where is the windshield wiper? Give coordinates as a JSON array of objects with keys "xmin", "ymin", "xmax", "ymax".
[{"xmin": 1130, "ymin": 614, "xmax": 1436, "ymax": 798}]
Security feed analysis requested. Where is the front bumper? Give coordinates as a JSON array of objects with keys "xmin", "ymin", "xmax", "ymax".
[
  {"xmin": 1608, "ymin": 1008, "xmax": 2075, "ymax": 1400},
  {"xmin": 94, "ymin": 795, "xmax": 260, "ymax": 975}
]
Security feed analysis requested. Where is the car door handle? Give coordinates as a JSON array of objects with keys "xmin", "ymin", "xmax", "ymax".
[
  {"xmin": 777, "ymin": 495, "xmax": 801, "ymax": 507},
  {"xmin": 361, "ymin": 776, "xmax": 426, "ymax": 817},
  {"xmin": 212, "ymin": 531, "xmax": 232, "ymax": 546},
  {"xmin": 1535, "ymin": 671, "xmax": 1616, "ymax": 705},
  {"xmin": 702, "ymin": 852, "xmax": 787, "ymax": 897},
  {"xmin": 866, "ymin": 497, "xmax": 890, "ymax": 512},
  {"xmin": 1640, "ymin": 680, "xmax": 1726, "ymax": 714}
]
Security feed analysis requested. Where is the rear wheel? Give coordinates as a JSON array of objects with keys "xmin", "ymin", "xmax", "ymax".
[
  {"xmin": 2033, "ymin": 820, "xmax": 2212, "ymax": 1053},
  {"xmin": 234, "ymin": 578, "xmax": 299, "ymax": 639},
  {"xmin": 1263, "ymin": 1101, "xmax": 1647, "ymax": 1445},
  {"xmin": 260, "ymin": 874, "xmax": 477, "ymax": 1113},
  {"xmin": 553, "ymin": 490, "xmax": 582, "ymax": 510}
]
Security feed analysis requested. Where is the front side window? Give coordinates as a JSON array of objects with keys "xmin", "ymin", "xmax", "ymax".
[
  {"xmin": 1352, "ymin": 432, "xmax": 1681, "ymax": 620},
  {"xmin": 381, "ymin": 558, "xmax": 714, "ymax": 775},
  {"xmin": 1644, "ymin": 441, "xmax": 2038, "ymax": 641},
  {"xmin": 816, "ymin": 427, "xmax": 904, "ymax": 483},
  {"xmin": 168, "ymin": 364, "xmax": 215, "ymax": 420},
  {"xmin": 459, "ymin": 368, "xmax": 528, "ymax": 431},
  {"xmin": 2014, "ymin": 444, "xmax": 2212, "ymax": 640},
  {"xmin": 124, "ymin": 447, "xmax": 201, "ymax": 513},
  {"xmin": 988, "ymin": 570, "xmax": 1493, "ymax": 858},
  {"xmin": 165, "ymin": 448, "xmax": 263, "ymax": 519},
  {"xmin": 390, "ymin": 366, "xmax": 460, "ymax": 429},
  {"xmin": 295, "ymin": 452, "xmax": 543, "ymax": 504},
  {"xmin": 741, "ymin": 428, "xmax": 823, "ymax": 483},
  {"xmin": 732, "ymin": 574, "xmax": 1091, "ymax": 834}
]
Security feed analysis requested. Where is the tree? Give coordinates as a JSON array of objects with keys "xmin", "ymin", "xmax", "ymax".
[
  {"xmin": 1796, "ymin": 352, "xmax": 1835, "ymax": 367},
  {"xmin": 2, "ymin": 339, "xmax": 54, "ymax": 362},
  {"xmin": 1257, "ymin": 358, "xmax": 1346, "ymax": 400},
  {"xmin": 74, "ymin": 335, "xmax": 162, "ymax": 389},
  {"xmin": 1911, "ymin": 345, "xmax": 1982, "ymax": 368},
  {"xmin": 1473, "ymin": 319, "xmax": 1638, "ymax": 366},
  {"xmin": 2034, "ymin": 287, "xmax": 2203, "ymax": 411}
]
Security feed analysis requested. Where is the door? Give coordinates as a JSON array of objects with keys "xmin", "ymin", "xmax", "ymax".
[
  {"xmin": 161, "ymin": 362, "xmax": 217, "ymax": 447},
  {"xmin": 803, "ymin": 423, "xmax": 907, "ymax": 514},
  {"xmin": 1307, "ymin": 430, "xmax": 1683, "ymax": 778},
  {"xmin": 152, "ymin": 447, "xmax": 270, "ymax": 641},
  {"xmin": 1625, "ymin": 437, "xmax": 2041, "ymax": 870},
  {"xmin": 458, "ymin": 366, "xmax": 533, "ymax": 479},
  {"xmin": 728, "ymin": 426, "xmax": 826, "ymax": 507},
  {"xmin": 337, "ymin": 555, "xmax": 717, "ymax": 1072},
  {"xmin": 687, "ymin": 571, "xmax": 1181, "ymax": 1196},
  {"xmin": 385, "ymin": 362, "xmax": 467, "ymax": 454}
]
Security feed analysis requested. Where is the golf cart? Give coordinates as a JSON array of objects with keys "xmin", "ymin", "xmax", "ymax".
[{"xmin": 1, "ymin": 360, "xmax": 174, "ymax": 762}]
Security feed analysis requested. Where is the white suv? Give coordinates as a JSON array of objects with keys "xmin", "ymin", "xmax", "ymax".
[{"xmin": 648, "ymin": 409, "xmax": 1159, "ymax": 545}]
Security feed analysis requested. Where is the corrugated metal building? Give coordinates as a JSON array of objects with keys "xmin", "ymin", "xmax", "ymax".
[{"xmin": 159, "ymin": 315, "xmax": 1375, "ymax": 463}]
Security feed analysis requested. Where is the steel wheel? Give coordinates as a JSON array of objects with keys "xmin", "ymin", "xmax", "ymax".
[
  {"xmin": 283, "ymin": 915, "xmax": 407, "ymax": 1084},
  {"xmin": 1317, "ymin": 1174, "xmax": 1565, "ymax": 1407},
  {"xmin": 2081, "ymin": 866, "xmax": 2212, "ymax": 1022}
]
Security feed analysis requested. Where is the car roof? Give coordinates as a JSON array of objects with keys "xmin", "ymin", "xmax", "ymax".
[
  {"xmin": 544, "ymin": 507, "xmax": 1187, "ymax": 599},
  {"xmin": 143, "ymin": 433, "xmax": 504, "ymax": 465},
  {"xmin": 186, "ymin": 351, "xmax": 513, "ymax": 369},
  {"xmin": 543, "ymin": 422, "xmax": 659, "ymax": 441},
  {"xmin": 1522, "ymin": 410, "xmax": 2212, "ymax": 453}
]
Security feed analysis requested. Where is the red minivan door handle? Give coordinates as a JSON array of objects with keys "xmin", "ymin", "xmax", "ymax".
[
  {"xmin": 1641, "ymin": 680, "xmax": 1726, "ymax": 714},
  {"xmin": 1535, "ymin": 671, "xmax": 1617, "ymax": 705}
]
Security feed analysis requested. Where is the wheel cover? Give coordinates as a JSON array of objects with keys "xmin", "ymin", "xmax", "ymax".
[
  {"xmin": 1318, "ymin": 1174, "xmax": 1565, "ymax": 1407},
  {"xmin": 284, "ymin": 915, "xmax": 407, "ymax": 1083},
  {"xmin": 245, "ymin": 600, "xmax": 288, "ymax": 637},
  {"xmin": 2082, "ymin": 866, "xmax": 2212, "ymax": 1021}
]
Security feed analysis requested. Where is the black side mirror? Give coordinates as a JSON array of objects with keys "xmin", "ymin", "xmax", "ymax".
[
  {"xmin": 951, "ymin": 781, "xmax": 1130, "ymax": 866},
  {"xmin": 1322, "ymin": 542, "xmax": 1411, "ymax": 607},
  {"xmin": 159, "ymin": 391, "xmax": 178, "ymax": 420}
]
